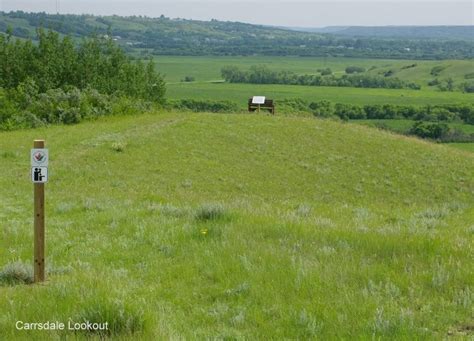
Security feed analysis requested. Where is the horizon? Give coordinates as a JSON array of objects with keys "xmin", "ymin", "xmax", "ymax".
[{"xmin": 1, "ymin": 1, "xmax": 473, "ymax": 27}]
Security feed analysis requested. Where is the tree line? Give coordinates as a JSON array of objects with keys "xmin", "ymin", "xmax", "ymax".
[
  {"xmin": 0, "ymin": 29, "xmax": 166, "ymax": 130},
  {"xmin": 2, "ymin": 11, "xmax": 473, "ymax": 60},
  {"xmin": 305, "ymin": 101, "xmax": 473, "ymax": 124},
  {"xmin": 0, "ymin": 29, "xmax": 165, "ymax": 101},
  {"xmin": 221, "ymin": 65, "xmax": 421, "ymax": 90}
]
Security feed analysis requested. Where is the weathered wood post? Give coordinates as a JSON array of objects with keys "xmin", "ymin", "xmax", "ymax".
[{"xmin": 33, "ymin": 140, "xmax": 46, "ymax": 282}]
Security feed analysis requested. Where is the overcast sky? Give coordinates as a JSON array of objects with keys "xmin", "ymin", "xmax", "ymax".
[{"xmin": 1, "ymin": 0, "xmax": 473, "ymax": 27}]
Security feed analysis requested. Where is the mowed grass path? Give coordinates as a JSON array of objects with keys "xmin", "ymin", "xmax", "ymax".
[{"xmin": 1, "ymin": 112, "xmax": 473, "ymax": 339}]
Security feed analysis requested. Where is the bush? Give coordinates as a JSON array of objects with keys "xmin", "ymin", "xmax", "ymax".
[
  {"xmin": 170, "ymin": 99, "xmax": 239, "ymax": 113},
  {"xmin": 183, "ymin": 76, "xmax": 195, "ymax": 82},
  {"xmin": 319, "ymin": 68, "xmax": 332, "ymax": 76},
  {"xmin": 309, "ymin": 100, "xmax": 334, "ymax": 118},
  {"xmin": 0, "ymin": 82, "xmax": 156, "ymax": 131},
  {"xmin": 345, "ymin": 66, "xmax": 366, "ymax": 74},
  {"xmin": 461, "ymin": 81, "xmax": 474, "ymax": 93},
  {"xmin": 0, "ymin": 29, "xmax": 165, "ymax": 103},
  {"xmin": 464, "ymin": 72, "xmax": 474, "ymax": 80},
  {"xmin": 430, "ymin": 65, "xmax": 448, "ymax": 76},
  {"xmin": 409, "ymin": 121, "xmax": 450, "ymax": 140}
]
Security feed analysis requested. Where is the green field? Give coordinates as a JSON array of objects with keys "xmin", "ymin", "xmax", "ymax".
[
  {"xmin": 1, "ymin": 112, "xmax": 473, "ymax": 339},
  {"xmin": 155, "ymin": 56, "xmax": 474, "ymax": 107},
  {"xmin": 155, "ymin": 56, "xmax": 474, "ymax": 86},
  {"xmin": 447, "ymin": 143, "xmax": 474, "ymax": 152},
  {"xmin": 166, "ymin": 81, "xmax": 473, "ymax": 107}
]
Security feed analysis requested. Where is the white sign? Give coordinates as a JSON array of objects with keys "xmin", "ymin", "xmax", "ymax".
[
  {"xmin": 32, "ymin": 167, "xmax": 48, "ymax": 183},
  {"xmin": 252, "ymin": 96, "xmax": 266, "ymax": 104},
  {"xmin": 31, "ymin": 149, "xmax": 49, "ymax": 167}
]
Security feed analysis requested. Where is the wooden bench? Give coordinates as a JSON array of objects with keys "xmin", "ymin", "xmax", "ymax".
[{"xmin": 248, "ymin": 98, "xmax": 275, "ymax": 115}]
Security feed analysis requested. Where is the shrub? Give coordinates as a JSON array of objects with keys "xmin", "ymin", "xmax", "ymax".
[
  {"xmin": 464, "ymin": 72, "xmax": 474, "ymax": 80},
  {"xmin": 183, "ymin": 76, "xmax": 195, "ymax": 82},
  {"xmin": 430, "ymin": 65, "xmax": 448, "ymax": 76},
  {"xmin": 309, "ymin": 100, "xmax": 334, "ymax": 118},
  {"xmin": 319, "ymin": 68, "xmax": 332, "ymax": 76},
  {"xmin": 170, "ymin": 99, "xmax": 238, "ymax": 113},
  {"xmin": 0, "ymin": 30, "xmax": 166, "ymax": 103},
  {"xmin": 345, "ymin": 66, "xmax": 366, "ymax": 74},
  {"xmin": 461, "ymin": 81, "xmax": 474, "ymax": 93},
  {"xmin": 195, "ymin": 203, "xmax": 228, "ymax": 221},
  {"xmin": 409, "ymin": 121, "xmax": 450, "ymax": 140}
]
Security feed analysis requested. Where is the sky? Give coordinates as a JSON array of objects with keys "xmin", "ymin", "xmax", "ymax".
[{"xmin": 1, "ymin": 0, "xmax": 473, "ymax": 27}]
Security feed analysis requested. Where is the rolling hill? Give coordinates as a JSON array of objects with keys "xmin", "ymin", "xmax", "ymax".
[
  {"xmin": 1, "ymin": 111, "xmax": 473, "ymax": 339},
  {"xmin": 0, "ymin": 11, "xmax": 473, "ymax": 59},
  {"xmin": 290, "ymin": 26, "xmax": 474, "ymax": 40}
]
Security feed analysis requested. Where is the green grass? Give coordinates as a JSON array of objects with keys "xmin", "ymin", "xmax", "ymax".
[
  {"xmin": 155, "ymin": 56, "xmax": 474, "ymax": 87},
  {"xmin": 1, "ymin": 112, "xmax": 473, "ymax": 339},
  {"xmin": 447, "ymin": 143, "xmax": 474, "ymax": 152},
  {"xmin": 166, "ymin": 81, "xmax": 473, "ymax": 107},
  {"xmin": 354, "ymin": 119, "xmax": 474, "ymax": 134},
  {"xmin": 156, "ymin": 56, "xmax": 473, "ymax": 108},
  {"xmin": 351, "ymin": 119, "xmax": 474, "ymax": 152}
]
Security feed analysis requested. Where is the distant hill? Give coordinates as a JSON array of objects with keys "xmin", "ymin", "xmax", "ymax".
[
  {"xmin": 0, "ymin": 11, "xmax": 473, "ymax": 60},
  {"xmin": 290, "ymin": 26, "xmax": 474, "ymax": 40}
]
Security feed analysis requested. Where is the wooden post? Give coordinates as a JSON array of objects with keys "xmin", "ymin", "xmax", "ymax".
[{"xmin": 34, "ymin": 139, "xmax": 45, "ymax": 283}]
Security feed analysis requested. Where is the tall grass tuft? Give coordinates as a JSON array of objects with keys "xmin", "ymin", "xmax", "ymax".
[
  {"xmin": 0, "ymin": 261, "xmax": 34, "ymax": 285},
  {"xmin": 75, "ymin": 300, "xmax": 145, "ymax": 336},
  {"xmin": 194, "ymin": 203, "xmax": 229, "ymax": 221}
]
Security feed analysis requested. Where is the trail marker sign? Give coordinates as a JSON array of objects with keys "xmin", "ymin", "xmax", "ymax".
[
  {"xmin": 32, "ymin": 140, "xmax": 47, "ymax": 283},
  {"xmin": 32, "ymin": 167, "xmax": 48, "ymax": 183}
]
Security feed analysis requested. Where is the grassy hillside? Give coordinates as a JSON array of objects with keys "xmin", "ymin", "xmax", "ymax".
[
  {"xmin": 299, "ymin": 26, "xmax": 474, "ymax": 40},
  {"xmin": 1, "ymin": 112, "xmax": 473, "ymax": 339},
  {"xmin": 1, "ymin": 11, "xmax": 473, "ymax": 59}
]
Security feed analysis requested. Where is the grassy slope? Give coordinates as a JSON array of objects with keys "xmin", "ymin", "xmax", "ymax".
[{"xmin": 0, "ymin": 112, "xmax": 473, "ymax": 339}]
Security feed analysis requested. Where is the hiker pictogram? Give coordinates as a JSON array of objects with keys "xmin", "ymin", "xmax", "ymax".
[{"xmin": 32, "ymin": 167, "xmax": 48, "ymax": 183}]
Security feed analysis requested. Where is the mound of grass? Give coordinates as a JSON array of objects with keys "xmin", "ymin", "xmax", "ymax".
[
  {"xmin": 195, "ymin": 203, "xmax": 229, "ymax": 221},
  {"xmin": 75, "ymin": 300, "xmax": 145, "ymax": 336},
  {"xmin": 0, "ymin": 262, "xmax": 33, "ymax": 285}
]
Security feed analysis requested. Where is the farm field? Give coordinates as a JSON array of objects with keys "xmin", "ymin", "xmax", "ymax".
[
  {"xmin": 156, "ymin": 56, "xmax": 474, "ymax": 106},
  {"xmin": 166, "ymin": 81, "xmax": 473, "ymax": 107},
  {"xmin": 1, "ymin": 112, "xmax": 473, "ymax": 339},
  {"xmin": 155, "ymin": 56, "xmax": 474, "ymax": 86}
]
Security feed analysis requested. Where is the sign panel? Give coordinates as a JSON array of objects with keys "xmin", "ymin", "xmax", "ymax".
[
  {"xmin": 31, "ymin": 149, "xmax": 49, "ymax": 167},
  {"xmin": 32, "ymin": 167, "xmax": 48, "ymax": 183},
  {"xmin": 252, "ymin": 96, "xmax": 266, "ymax": 104}
]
